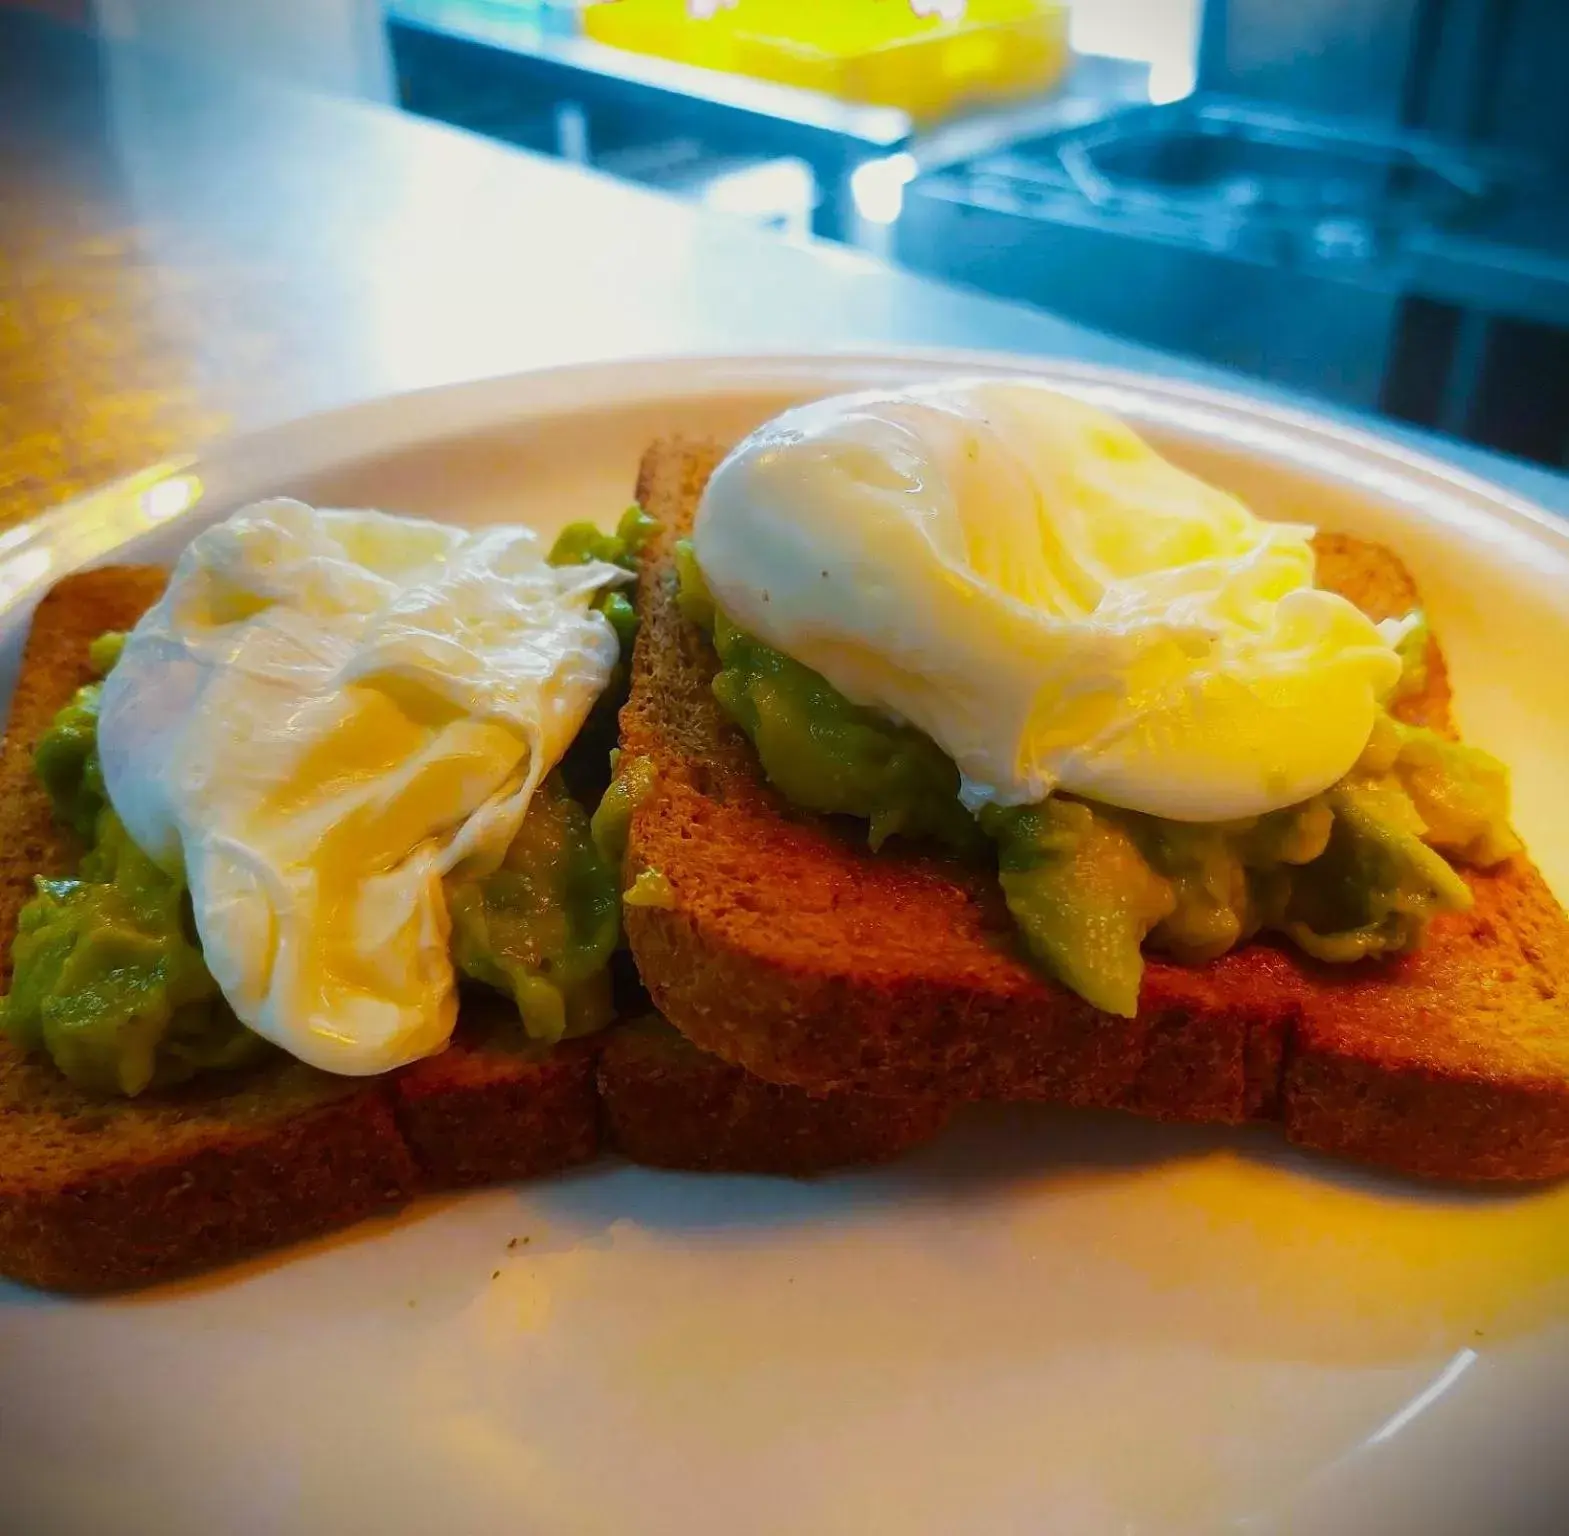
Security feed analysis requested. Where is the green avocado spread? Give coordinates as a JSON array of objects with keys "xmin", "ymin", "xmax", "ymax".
[
  {"xmin": 547, "ymin": 504, "xmax": 658, "ymax": 812},
  {"xmin": 675, "ymin": 540, "xmax": 1521, "ymax": 1017},
  {"xmin": 3, "ymin": 571, "xmax": 631, "ymax": 1094},
  {"xmin": 446, "ymin": 775, "xmax": 620, "ymax": 1044},
  {"xmin": 549, "ymin": 502, "xmax": 659, "ymax": 657},
  {"xmin": 590, "ymin": 751, "xmax": 657, "ymax": 866},
  {"xmin": 4, "ymin": 805, "xmax": 264, "ymax": 1098},
  {"xmin": 4, "ymin": 636, "xmax": 266, "ymax": 1096}
]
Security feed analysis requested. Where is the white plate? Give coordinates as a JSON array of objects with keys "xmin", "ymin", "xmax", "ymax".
[{"xmin": 4, "ymin": 354, "xmax": 1569, "ymax": 1536}]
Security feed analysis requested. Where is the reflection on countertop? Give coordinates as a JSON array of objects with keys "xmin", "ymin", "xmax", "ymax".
[{"xmin": 2, "ymin": 5, "xmax": 1565, "ymax": 545}]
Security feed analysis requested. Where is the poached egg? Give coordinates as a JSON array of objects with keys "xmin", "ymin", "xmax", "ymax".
[
  {"xmin": 694, "ymin": 380, "xmax": 1409, "ymax": 822},
  {"xmin": 97, "ymin": 499, "xmax": 628, "ymax": 1075}
]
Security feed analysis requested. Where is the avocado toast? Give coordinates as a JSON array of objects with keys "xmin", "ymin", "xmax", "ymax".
[
  {"xmin": 618, "ymin": 436, "xmax": 1569, "ymax": 1184},
  {"xmin": 0, "ymin": 565, "xmax": 946, "ymax": 1293},
  {"xmin": 7, "ymin": 406, "xmax": 1566, "ymax": 1293}
]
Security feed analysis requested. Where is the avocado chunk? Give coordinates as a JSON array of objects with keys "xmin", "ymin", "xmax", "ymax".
[
  {"xmin": 590, "ymin": 752, "xmax": 658, "ymax": 866},
  {"xmin": 549, "ymin": 502, "xmax": 658, "ymax": 576},
  {"xmin": 1391, "ymin": 724, "xmax": 1521, "ymax": 868},
  {"xmin": 984, "ymin": 799, "xmax": 1175, "ymax": 1018},
  {"xmin": 446, "ymin": 773, "xmax": 621, "ymax": 1045},
  {"xmin": 549, "ymin": 505, "xmax": 657, "ymax": 805},
  {"xmin": 1128, "ymin": 800, "xmax": 1333, "ymax": 964},
  {"xmin": 1277, "ymin": 782, "xmax": 1474, "ymax": 963},
  {"xmin": 549, "ymin": 501, "xmax": 656, "ymax": 654},
  {"xmin": 5, "ymin": 633, "xmax": 267, "ymax": 1096},
  {"xmin": 679, "ymin": 542, "xmax": 982, "ymax": 856},
  {"xmin": 1, "ymin": 807, "xmax": 267, "ymax": 1097},
  {"xmin": 34, "ymin": 682, "xmax": 109, "ymax": 840}
]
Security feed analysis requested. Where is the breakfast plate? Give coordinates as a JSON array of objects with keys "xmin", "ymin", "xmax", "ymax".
[{"xmin": 3, "ymin": 352, "xmax": 1569, "ymax": 1536}]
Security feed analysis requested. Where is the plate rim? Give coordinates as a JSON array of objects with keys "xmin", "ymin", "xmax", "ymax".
[{"xmin": 2, "ymin": 349, "xmax": 1565, "ymax": 629}]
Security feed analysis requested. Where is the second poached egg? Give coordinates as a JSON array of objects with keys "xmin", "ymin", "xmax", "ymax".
[{"xmin": 694, "ymin": 380, "xmax": 1409, "ymax": 822}]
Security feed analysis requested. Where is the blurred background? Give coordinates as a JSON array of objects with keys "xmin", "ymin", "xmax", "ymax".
[{"xmin": 17, "ymin": 0, "xmax": 1569, "ymax": 470}]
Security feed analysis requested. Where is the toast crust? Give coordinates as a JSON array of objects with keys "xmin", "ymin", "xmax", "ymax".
[
  {"xmin": 391, "ymin": 1002, "xmax": 601, "ymax": 1189},
  {"xmin": 599, "ymin": 1016, "xmax": 949, "ymax": 1173},
  {"xmin": 621, "ymin": 438, "xmax": 1569, "ymax": 1183}
]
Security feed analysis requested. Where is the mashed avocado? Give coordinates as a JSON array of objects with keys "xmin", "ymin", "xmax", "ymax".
[
  {"xmin": 623, "ymin": 868, "xmax": 675, "ymax": 909},
  {"xmin": 590, "ymin": 751, "xmax": 658, "ymax": 865},
  {"xmin": 676, "ymin": 540, "xmax": 1519, "ymax": 1017},
  {"xmin": 549, "ymin": 502, "xmax": 658, "ymax": 655},
  {"xmin": 5, "ymin": 631, "xmax": 266, "ymax": 1094},
  {"xmin": 589, "ymin": 752, "xmax": 676, "ymax": 908},
  {"xmin": 4, "ymin": 631, "xmax": 625, "ymax": 1093},
  {"xmin": 550, "ymin": 502, "xmax": 658, "ymax": 575},
  {"xmin": 2, "ymin": 808, "xmax": 265, "ymax": 1096},
  {"xmin": 548, "ymin": 505, "xmax": 658, "ymax": 809},
  {"xmin": 33, "ymin": 677, "xmax": 112, "ymax": 840},
  {"xmin": 982, "ymin": 799, "xmax": 1175, "ymax": 1017},
  {"xmin": 678, "ymin": 551, "xmax": 982, "ymax": 855},
  {"xmin": 446, "ymin": 774, "xmax": 621, "ymax": 1045}
]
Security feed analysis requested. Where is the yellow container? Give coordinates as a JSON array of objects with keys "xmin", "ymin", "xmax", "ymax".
[{"xmin": 583, "ymin": 0, "xmax": 1071, "ymax": 124}]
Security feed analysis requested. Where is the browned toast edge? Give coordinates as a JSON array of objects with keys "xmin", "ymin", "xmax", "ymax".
[{"xmin": 599, "ymin": 1016, "xmax": 949, "ymax": 1174}]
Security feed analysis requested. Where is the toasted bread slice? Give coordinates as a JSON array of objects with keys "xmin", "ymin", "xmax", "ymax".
[
  {"xmin": 620, "ymin": 438, "xmax": 1569, "ymax": 1183},
  {"xmin": 599, "ymin": 1016, "xmax": 948, "ymax": 1173},
  {"xmin": 0, "ymin": 1039, "xmax": 423, "ymax": 1293},
  {"xmin": 0, "ymin": 566, "xmax": 951, "ymax": 1292},
  {"xmin": 0, "ymin": 571, "xmax": 427, "ymax": 1290},
  {"xmin": 391, "ymin": 1004, "xmax": 601, "ymax": 1191}
]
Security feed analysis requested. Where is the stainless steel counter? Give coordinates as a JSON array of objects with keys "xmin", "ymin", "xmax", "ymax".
[{"xmin": 2, "ymin": 9, "xmax": 1564, "ymax": 533}]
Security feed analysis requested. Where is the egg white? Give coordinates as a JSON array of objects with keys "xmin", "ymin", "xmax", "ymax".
[
  {"xmin": 695, "ymin": 380, "xmax": 1407, "ymax": 821},
  {"xmin": 98, "ymin": 500, "xmax": 629, "ymax": 1075}
]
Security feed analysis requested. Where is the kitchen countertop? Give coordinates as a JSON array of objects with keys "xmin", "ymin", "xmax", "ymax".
[{"xmin": 2, "ymin": 9, "xmax": 1565, "ymax": 534}]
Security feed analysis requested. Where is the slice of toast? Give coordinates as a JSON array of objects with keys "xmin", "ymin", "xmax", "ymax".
[
  {"xmin": 0, "ymin": 566, "xmax": 948, "ymax": 1292},
  {"xmin": 598, "ymin": 1015, "xmax": 948, "ymax": 1174},
  {"xmin": 0, "ymin": 571, "xmax": 431, "ymax": 1290},
  {"xmin": 620, "ymin": 437, "xmax": 1569, "ymax": 1183}
]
